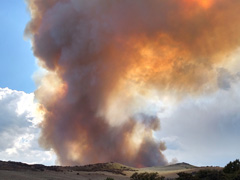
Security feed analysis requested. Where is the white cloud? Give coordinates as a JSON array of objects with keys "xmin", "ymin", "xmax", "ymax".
[{"xmin": 0, "ymin": 87, "xmax": 56, "ymax": 165}]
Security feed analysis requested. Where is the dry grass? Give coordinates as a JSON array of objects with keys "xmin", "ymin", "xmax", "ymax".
[{"xmin": 0, "ymin": 161, "xmax": 222, "ymax": 180}]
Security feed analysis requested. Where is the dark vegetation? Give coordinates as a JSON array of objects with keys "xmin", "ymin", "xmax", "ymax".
[
  {"xmin": 105, "ymin": 178, "xmax": 115, "ymax": 180},
  {"xmin": 176, "ymin": 159, "xmax": 240, "ymax": 180},
  {"xmin": 131, "ymin": 172, "xmax": 165, "ymax": 180},
  {"xmin": 0, "ymin": 160, "xmax": 135, "ymax": 175},
  {"xmin": 69, "ymin": 162, "xmax": 137, "ymax": 175},
  {"xmin": 129, "ymin": 160, "xmax": 240, "ymax": 180}
]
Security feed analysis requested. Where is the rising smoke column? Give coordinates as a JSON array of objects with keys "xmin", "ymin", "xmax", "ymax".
[{"xmin": 25, "ymin": 0, "xmax": 240, "ymax": 167}]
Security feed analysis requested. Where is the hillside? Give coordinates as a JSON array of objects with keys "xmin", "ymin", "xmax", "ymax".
[{"xmin": 0, "ymin": 160, "xmax": 221, "ymax": 180}]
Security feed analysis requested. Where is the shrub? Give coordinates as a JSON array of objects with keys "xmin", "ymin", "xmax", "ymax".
[
  {"xmin": 176, "ymin": 172, "xmax": 195, "ymax": 180},
  {"xmin": 223, "ymin": 160, "xmax": 240, "ymax": 174},
  {"xmin": 130, "ymin": 172, "xmax": 165, "ymax": 180},
  {"xmin": 105, "ymin": 178, "xmax": 114, "ymax": 180}
]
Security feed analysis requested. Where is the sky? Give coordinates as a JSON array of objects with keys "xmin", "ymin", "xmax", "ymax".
[
  {"xmin": 0, "ymin": 1, "xmax": 36, "ymax": 93},
  {"xmin": 0, "ymin": 0, "xmax": 240, "ymax": 167},
  {"xmin": 0, "ymin": 1, "xmax": 55, "ymax": 165}
]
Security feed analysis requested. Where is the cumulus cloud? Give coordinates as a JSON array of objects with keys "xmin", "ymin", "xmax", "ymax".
[{"xmin": 0, "ymin": 87, "xmax": 55, "ymax": 165}]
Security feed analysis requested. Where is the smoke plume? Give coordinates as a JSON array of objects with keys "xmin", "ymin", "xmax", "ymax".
[{"xmin": 25, "ymin": 0, "xmax": 240, "ymax": 167}]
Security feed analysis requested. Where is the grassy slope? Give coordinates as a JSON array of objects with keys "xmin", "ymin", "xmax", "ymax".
[
  {"xmin": 140, "ymin": 163, "xmax": 222, "ymax": 178},
  {"xmin": 0, "ymin": 160, "xmax": 221, "ymax": 180}
]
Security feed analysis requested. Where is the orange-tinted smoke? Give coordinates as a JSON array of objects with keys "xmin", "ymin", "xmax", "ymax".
[
  {"xmin": 184, "ymin": 0, "xmax": 214, "ymax": 9},
  {"xmin": 25, "ymin": 0, "xmax": 240, "ymax": 167}
]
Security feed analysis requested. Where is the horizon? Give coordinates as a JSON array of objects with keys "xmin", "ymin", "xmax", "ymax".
[{"xmin": 0, "ymin": 159, "xmax": 226, "ymax": 168}]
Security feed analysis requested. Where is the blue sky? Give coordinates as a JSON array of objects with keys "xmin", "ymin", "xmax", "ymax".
[
  {"xmin": 0, "ymin": 1, "xmax": 55, "ymax": 165},
  {"xmin": 0, "ymin": 1, "xmax": 36, "ymax": 93}
]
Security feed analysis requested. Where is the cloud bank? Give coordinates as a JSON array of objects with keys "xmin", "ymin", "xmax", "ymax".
[{"xmin": 0, "ymin": 87, "xmax": 55, "ymax": 165}]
